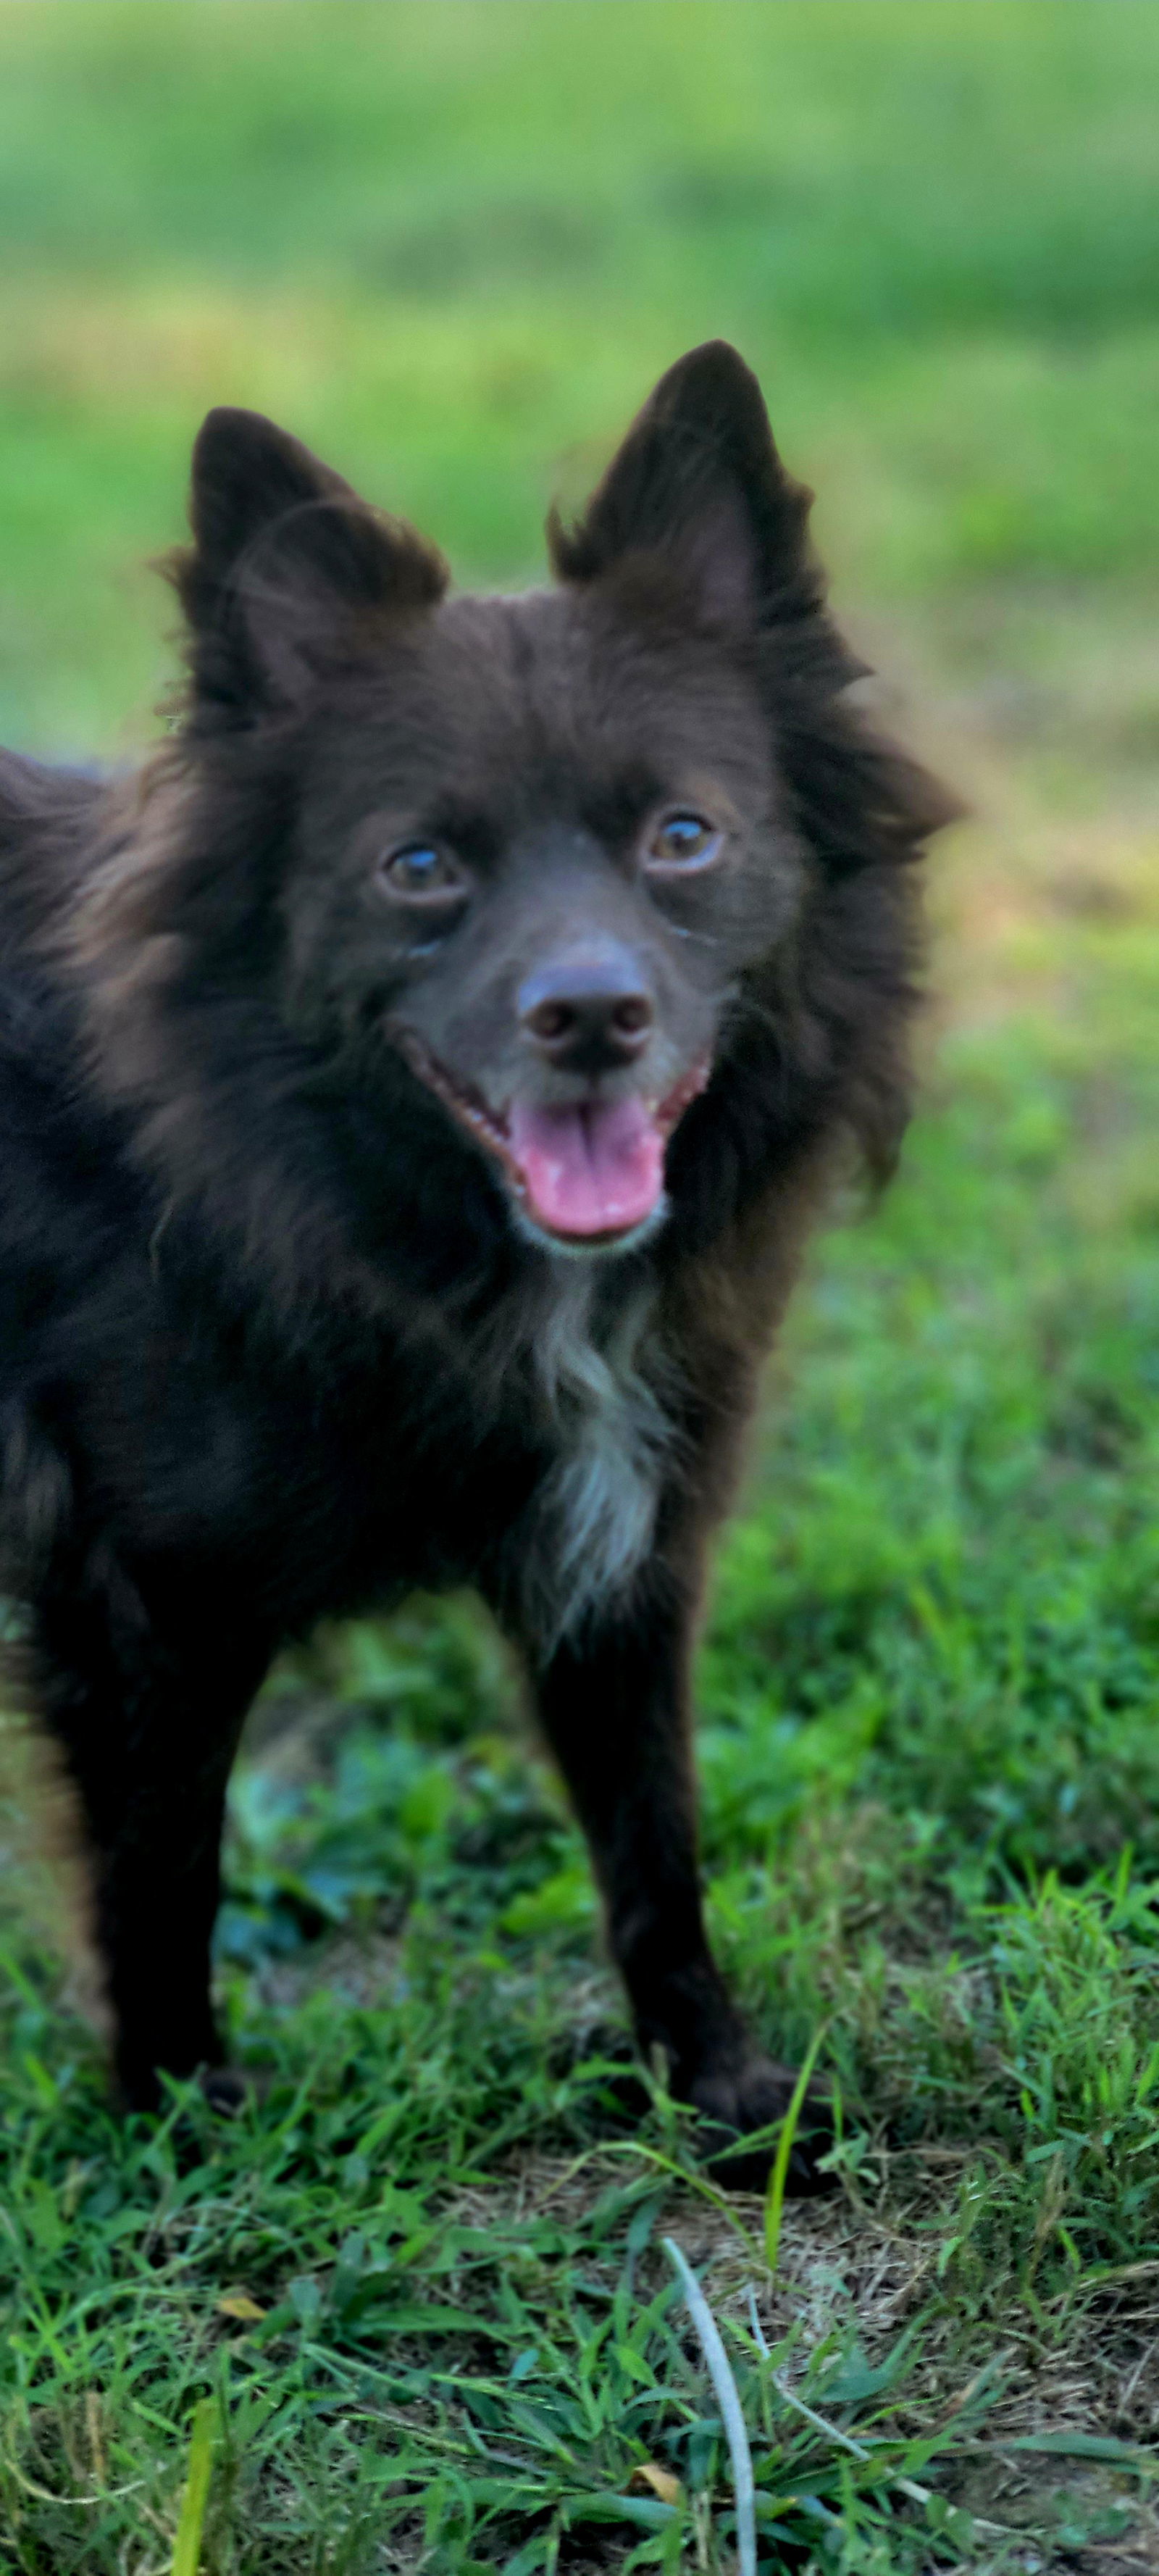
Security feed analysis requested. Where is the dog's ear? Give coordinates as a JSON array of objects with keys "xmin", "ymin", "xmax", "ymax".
[
  {"xmin": 170, "ymin": 408, "xmax": 447, "ymax": 722},
  {"xmin": 548, "ymin": 341, "xmax": 821, "ymax": 634}
]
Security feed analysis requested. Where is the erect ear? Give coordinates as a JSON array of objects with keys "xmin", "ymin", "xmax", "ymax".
[
  {"xmin": 548, "ymin": 341, "xmax": 824, "ymax": 636},
  {"xmin": 170, "ymin": 407, "xmax": 448, "ymax": 723}
]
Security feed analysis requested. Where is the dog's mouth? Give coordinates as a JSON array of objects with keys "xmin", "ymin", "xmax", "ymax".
[{"xmin": 392, "ymin": 1033, "xmax": 709, "ymax": 1244}]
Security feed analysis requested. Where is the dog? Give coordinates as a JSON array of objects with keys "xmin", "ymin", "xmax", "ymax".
[{"xmin": 0, "ymin": 342, "xmax": 953, "ymax": 2185}]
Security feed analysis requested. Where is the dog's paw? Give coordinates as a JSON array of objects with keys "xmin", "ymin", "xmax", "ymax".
[{"xmin": 683, "ymin": 2054, "xmax": 835, "ymax": 2196}]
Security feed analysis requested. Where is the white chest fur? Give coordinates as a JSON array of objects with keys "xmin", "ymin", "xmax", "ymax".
[{"xmin": 518, "ymin": 1264, "xmax": 675, "ymax": 1650}]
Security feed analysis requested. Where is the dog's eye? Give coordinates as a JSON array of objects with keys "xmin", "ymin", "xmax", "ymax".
[
  {"xmin": 378, "ymin": 843, "xmax": 465, "ymax": 903},
  {"xmin": 645, "ymin": 812, "xmax": 723, "ymax": 872}
]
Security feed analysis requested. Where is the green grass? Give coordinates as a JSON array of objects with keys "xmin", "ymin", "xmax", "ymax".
[{"xmin": 2, "ymin": 4, "xmax": 1159, "ymax": 2568}]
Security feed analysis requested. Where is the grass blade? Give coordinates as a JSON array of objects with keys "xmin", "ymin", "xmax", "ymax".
[
  {"xmin": 171, "ymin": 2398, "xmax": 215, "ymax": 2576},
  {"xmin": 663, "ymin": 2236, "xmax": 755, "ymax": 2576},
  {"xmin": 763, "ymin": 2025, "xmax": 827, "ymax": 2277}
]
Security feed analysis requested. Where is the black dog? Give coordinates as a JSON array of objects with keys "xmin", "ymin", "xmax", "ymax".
[{"xmin": 0, "ymin": 343, "xmax": 951, "ymax": 2182}]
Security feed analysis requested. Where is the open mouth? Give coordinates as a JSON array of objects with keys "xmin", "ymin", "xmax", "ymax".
[{"xmin": 392, "ymin": 1032, "xmax": 709, "ymax": 1244}]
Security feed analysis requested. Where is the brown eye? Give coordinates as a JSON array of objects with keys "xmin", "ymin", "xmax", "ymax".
[
  {"xmin": 378, "ymin": 843, "xmax": 466, "ymax": 902},
  {"xmin": 645, "ymin": 812, "xmax": 723, "ymax": 872}
]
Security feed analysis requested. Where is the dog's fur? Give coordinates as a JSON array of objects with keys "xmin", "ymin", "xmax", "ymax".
[{"xmin": 0, "ymin": 343, "xmax": 953, "ymax": 2181}]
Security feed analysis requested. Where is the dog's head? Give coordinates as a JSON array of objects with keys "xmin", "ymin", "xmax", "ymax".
[{"xmin": 167, "ymin": 344, "xmax": 933, "ymax": 1258}]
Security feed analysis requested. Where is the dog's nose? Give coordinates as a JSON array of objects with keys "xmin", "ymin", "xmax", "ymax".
[
  {"xmin": 520, "ymin": 943, "xmax": 656, "ymax": 1071},
  {"xmin": 518, "ymin": 947, "xmax": 655, "ymax": 1074}
]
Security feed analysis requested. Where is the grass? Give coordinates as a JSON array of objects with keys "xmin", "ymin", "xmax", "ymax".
[{"xmin": 1, "ymin": 4, "xmax": 1159, "ymax": 2567}]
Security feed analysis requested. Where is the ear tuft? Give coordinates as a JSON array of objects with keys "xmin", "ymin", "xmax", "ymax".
[
  {"xmin": 167, "ymin": 408, "xmax": 448, "ymax": 726},
  {"xmin": 548, "ymin": 341, "xmax": 820, "ymax": 634}
]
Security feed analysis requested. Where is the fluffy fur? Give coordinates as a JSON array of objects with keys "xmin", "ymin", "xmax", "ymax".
[{"xmin": 0, "ymin": 343, "xmax": 954, "ymax": 2183}]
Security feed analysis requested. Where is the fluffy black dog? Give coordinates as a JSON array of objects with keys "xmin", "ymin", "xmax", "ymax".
[{"xmin": 0, "ymin": 343, "xmax": 951, "ymax": 2182}]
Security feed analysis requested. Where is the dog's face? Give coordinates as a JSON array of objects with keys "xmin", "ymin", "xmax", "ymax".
[
  {"xmin": 283, "ymin": 587, "xmax": 805, "ymax": 1251},
  {"xmin": 177, "ymin": 345, "xmax": 819, "ymax": 1252}
]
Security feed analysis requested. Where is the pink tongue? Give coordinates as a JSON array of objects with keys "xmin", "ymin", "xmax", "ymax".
[{"xmin": 508, "ymin": 1096, "xmax": 665, "ymax": 1238}]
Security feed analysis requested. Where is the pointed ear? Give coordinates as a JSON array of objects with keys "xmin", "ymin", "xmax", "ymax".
[
  {"xmin": 548, "ymin": 341, "xmax": 822, "ymax": 633},
  {"xmin": 170, "ymin": 408, "xmax": 448, "ymax": 722}
]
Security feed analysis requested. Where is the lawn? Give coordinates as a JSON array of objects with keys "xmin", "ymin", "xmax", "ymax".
[{"xmin": 1, "ymin": 6, "xmax": 1158, "ymax": 2568}]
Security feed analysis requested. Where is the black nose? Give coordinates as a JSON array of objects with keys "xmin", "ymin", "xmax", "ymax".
[{"xmin": 518, "ymin": 947, "xmax": 655, "ymax": 1075}]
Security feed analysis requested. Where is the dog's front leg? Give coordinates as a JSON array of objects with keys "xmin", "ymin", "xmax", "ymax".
[{"xmin": 530, "ymin": 1577, "xmax": 830, "ymax": 2191}]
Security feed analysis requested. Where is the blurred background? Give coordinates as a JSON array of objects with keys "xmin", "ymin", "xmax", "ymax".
[{"xmin": 1, "ymin": 0, "xmax": 1156, "ymax": 775}]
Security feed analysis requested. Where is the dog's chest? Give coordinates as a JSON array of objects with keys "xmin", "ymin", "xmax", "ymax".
[{"xmin": 514, "ymin": 1266, "xmax": 674, "ymax": 1648}]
